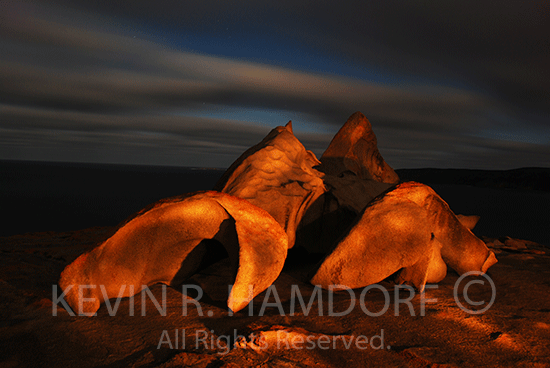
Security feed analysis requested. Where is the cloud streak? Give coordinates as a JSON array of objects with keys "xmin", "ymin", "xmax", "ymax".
[{"xmin": 1, "ymin": 0, "xmax": 548, "ymax": 169}]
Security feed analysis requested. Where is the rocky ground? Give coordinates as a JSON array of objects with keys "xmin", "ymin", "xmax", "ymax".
[{"xmin": 1, "ymin": 226, "xmax": 549, "ymax": 367}]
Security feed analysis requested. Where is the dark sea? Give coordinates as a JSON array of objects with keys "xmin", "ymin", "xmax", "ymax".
[
  {"xmin": 1, "ymin": 160, "xmax": 549, "ymax": 246},
  {"xmin": 0, "ymin": 160, "xmax": 225, "ymax": 236}
]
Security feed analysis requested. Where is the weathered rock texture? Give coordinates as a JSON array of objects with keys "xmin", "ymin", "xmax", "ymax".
[
  {"xmin": 57, "ymin": 112, "xmax": 496, "ymax": 323},
  {"xmin": 311, "ymin": 182, "xmax": 497, "ymax": 290},
  {"xmin": 297, "ymin": 112, "xmax": 401, "ymax": 253},
  {"xmin": 393, "ymin": 182, "xmax": 497, "ymax": 275},
  {"xmin": 311, "ymin": 190, "xmax": 444, "ymax": 291},
  {"xmin": 214, "ymin": 113, "xmax": 401, "ymax": 253},
  {"xmin": 59, "ymin": 191, "xmax": 288, "ymax": 315},
  {"xmin": 320, "ymin": 111, "xmax": 399, "ymax": 184},
  {"xmin": 1, "ymin": 228, "xmax": 548, "ymax": 367},
  {"xmin": 214, "ymin": 122, "xmax": 326, "ymax": 249}
]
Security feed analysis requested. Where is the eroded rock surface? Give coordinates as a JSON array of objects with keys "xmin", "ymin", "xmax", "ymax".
[
  {"xmin": 214, "ymin": 112, "xmax": 402, "ymax": 254},
  {"xmin": 320, "ymin": 111, "xmax": 399, "ymax": 184},
  {"xmin": 214, "ymin": 122, "xmax": 326, "ymax": 249},
  {"xmin": 59, "ymin": 191, "xmax": 288, "ymax": 315},
  {"xmin": 311, "ymin": 182, "xmax": 496, "ymax": 291},
  {"xmin": 1, "ymin": 228, "xmax": 549, "ymax": 367}
]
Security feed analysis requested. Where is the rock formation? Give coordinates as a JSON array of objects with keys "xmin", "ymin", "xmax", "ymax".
[
  {"xmin": 59, "ymin": 191, "xmax": 288, "ymax": 315},
  {"xmin": 320, "ymin": 111, "xmax": 398, "ymax": 183},
  {"xmin": 214, "ymin": 122, "xmax": 326, "ymax": 249},
  {"xmin": 456, "ymin": 214, "xmax": 481, "ymax": 230},
  {"xmin": 213, "ymin": 113, "xmax": 400, "ymax": 254},
  {"xmin": 58, "ymin": 112, "xmax": 497, "ymax": 317},
  {"xmin": 298, "ymin": 112, "xmax": 401, "ymax": 253},
  {"xmin": 311, "ymin": 182, "xmax": 497, "ymax": 290},
  {"xmin": 310, "ymin": 189, "xmax": 444, "ymax": 291},
  {"xmin": 392, "ymin": 182, "xmax": 497, "ymax": 275}
]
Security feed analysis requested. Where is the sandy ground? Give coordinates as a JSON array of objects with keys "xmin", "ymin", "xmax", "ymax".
[{"xmin": 1, "ymin": 226, "xmax": 549, "ymax": 368}]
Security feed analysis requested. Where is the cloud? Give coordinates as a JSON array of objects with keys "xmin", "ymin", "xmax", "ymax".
[
  {"xmin": 1, "ymin": 0, "xmax": 548, "ymax": 169},
  {"xmin": 287, "ymin": 1, "xmax": 550, "ymax": 115}
]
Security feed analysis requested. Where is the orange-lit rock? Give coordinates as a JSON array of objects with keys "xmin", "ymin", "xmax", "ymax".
[
  {"xmin": 214, "ymin": 113, "xmax": 401, "ymax": 252},
  {"xmin": 298, "ymin": 112, "xmax": 401, "ymax": 252},
  {"xmin": 319, "ymin": 111, "xmax": 400, "ymax": 215},
  {"xmin": 310, "ymin": 191, "xmax": 447, "ymax": 291},
  {"xmin": 392, "ymin": 182, "xmax": 497, "ymax": 275},
  {"xmin": 59, "ymin": 191, "xmax": 288, "ymax": 315},
  {"xmin": 320, "ymin": 111, "xmax": 399, "ymax": 184},
  {"xmin": 457, "ymin": 214, "xmax": 481, "ymax": 230},
  {"xmin": 58, "ymin": 112, "xmax": 497, "ymax": 317},
  {"xmin": 214, "ymin": 122, "xmax": 326, "ymax": 249},
  {"xmin": 311, "ymin": 182, "xmax": 497, "ymax": 290}
]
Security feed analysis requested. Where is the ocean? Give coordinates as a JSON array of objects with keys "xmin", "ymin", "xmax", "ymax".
[
  {"xmin": 0, "ymin": 160, "xmax": 225, "ymax": 236},
  {"xmin": 1, "ymin": 160, "xmax": 548, "ymax": 246}
]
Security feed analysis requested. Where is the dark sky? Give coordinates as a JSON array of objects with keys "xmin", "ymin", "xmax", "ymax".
[{"xmin": 1, "ymin": 0, "xmax": 549, "ymax": 169}]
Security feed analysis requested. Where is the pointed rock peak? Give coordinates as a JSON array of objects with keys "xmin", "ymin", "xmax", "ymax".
[
  {"xmin": 342, "ymin": 111, "xmax": 372, "ymax": 132},
  {"xmin": 213, "ymin": 121, "xmax": 325, "ymax": 248},
  {"xmin": 285, "ymin": 121, "xmax": 293, "ymax": 134},
  {"xmin": 320, "ymin": 112, "xmax": 399, "ymax": 184}
]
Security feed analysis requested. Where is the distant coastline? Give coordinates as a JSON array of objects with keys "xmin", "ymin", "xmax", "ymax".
[
  {"xmin": 1, "ymin": 160, "xmax": 548, "ymax": 245},
  {"xmin": 396, "ymin": 167, "xmax": 550, "ymax": 193},
  {"xmin": 3, "ymin": 159, "xmax": 548, "ymax": 191},
  {"xmin": 0, "ymin": 160, "xmax": 225, "ymax": 237}
]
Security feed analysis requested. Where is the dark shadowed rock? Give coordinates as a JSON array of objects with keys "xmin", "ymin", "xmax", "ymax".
[{"xmin": 298, "ymin": 112, "xmax": 401, "ymax": 253}]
